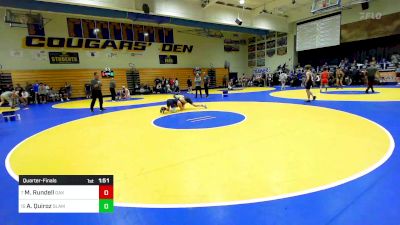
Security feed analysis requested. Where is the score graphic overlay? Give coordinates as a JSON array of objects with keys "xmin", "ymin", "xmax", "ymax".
[{"xmin": 19, "ymin": 175, "xmax": 113, "ymax": 213}]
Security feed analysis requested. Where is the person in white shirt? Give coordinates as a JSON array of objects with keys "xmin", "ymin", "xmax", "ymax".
[
  {"xmin": 279, "ymin": 72, "xmax": 288, "ymax": 90},
  {"xmin": 20, "ymin": 90, "xmax": 29, "ymax": 107},
  {"xmin": 174, "ymin": 78, "xmax": 180, "ymax": 93}
]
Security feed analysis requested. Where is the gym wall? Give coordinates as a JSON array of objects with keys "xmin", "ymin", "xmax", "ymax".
[{"xmin": 0, "ymin": 8, "xmax": 244, "ymax": 94}]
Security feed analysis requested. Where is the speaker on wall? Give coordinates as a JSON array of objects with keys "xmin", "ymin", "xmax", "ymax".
[
  {"xmin": 361, "ymin": 2, "xmax": 369, "ymax": 10},
  {"xmin": 135, "ymin": 0, "xmax": 154, "ymax": 13},
  {"xmin": 235, "ymin": 18, "xmax": 242, "ymax": 26},
  {"xmin": 142, "ymin": 3, "xmax": 150, "ymax": 14}
]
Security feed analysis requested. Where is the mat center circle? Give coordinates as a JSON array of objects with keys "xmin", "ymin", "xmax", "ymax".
[{"xmin": 153, "ymin": 111, "xmax": 245, "ymax": 129}]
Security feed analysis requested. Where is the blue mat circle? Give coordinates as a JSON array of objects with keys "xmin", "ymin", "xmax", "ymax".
[{"xmin": 153, "ymin": 111, "xmax": 245, "ymax": 129}]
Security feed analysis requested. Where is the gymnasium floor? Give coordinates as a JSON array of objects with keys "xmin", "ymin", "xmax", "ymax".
[{"xmin": 1, "ymin": 86, "xmax": 400, "ymax": 225}]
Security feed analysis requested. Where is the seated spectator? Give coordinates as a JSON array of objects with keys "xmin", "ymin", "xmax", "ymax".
[
  {"xmin": 48, "ymin": 88, "xmax": 60, "ymax": 102},
  {"xmin": 174, "ymin": 78, "xmax": 180, "ymax": 93},
  {"xmin": 166, "ymin": 83, "xmax": 172, "ymax": 93},
  {"xmin": 228, "ymin": 79, "xmax": 234, "ymax": 90},
  {"xmin": 121, "ymin": 86, "xmax": 130, "ymax": 99},
  {"xmin": 59, "ymin": 87, "xmax": 67, "ymax": 102},
  {"xmin": 19, "ymin": 90, "xmax": 29, "ymax": 107},
  {"xmin": 154, "ymin": 83, "xmax": 162, "ymax": 93}
]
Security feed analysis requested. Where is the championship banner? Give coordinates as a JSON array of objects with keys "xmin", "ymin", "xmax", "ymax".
[
  {"xmin": 159, "ymin": 55, "xmax": 177, "ymax": 64},
  {"xmin": 49, "ymin": 52, "xmax": 79, "ymax": 64}
]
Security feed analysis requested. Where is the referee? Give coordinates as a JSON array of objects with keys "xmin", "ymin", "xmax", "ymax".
[{"xmin": 90, "ymin": 72, "xmax": 106, "ymax": 112}]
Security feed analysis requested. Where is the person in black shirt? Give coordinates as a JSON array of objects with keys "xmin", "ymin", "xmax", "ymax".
[
  {"xmin": 365, "ymin": 65, "xmax": 377, "ymax": 93},
  {"xmin": 203, "ymin": 72, "xmax": 209, "ymax": 98},
  {"xmin": 90, "ymin": 72, "xmax": 105, "ymax": 112},
  {"xmin": 187, "ymin": 77, "xmax": 193, "ymax": 94},
  {"xmin": 84, "ymin": 83, "xmax": 91, "ymax": 99}
]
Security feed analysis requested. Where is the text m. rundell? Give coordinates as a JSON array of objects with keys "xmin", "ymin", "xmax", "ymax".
[{"xmin": 49, "ymin": 52, "xmax": 80, "ymax": 64}]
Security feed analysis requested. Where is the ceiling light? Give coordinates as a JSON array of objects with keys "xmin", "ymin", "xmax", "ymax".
[{"xmin": 239, "ymin": 0, "xmax": 245, "ymax": 5}]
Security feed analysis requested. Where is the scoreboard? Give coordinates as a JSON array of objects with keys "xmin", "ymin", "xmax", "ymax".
[{"xmin": 19, "ymin": 175, "xmax": 113, "ymax": 213}]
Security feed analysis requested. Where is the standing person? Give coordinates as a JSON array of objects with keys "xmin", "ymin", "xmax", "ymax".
[
  {"xmin": 279, "ymin": 72, "xmax": 288, "ymax": 90},
  {"xmin": 161, "ymin": 77, "xmax": 167, "ymax": 93},
  {"xmin": 222, "ymin": 75, "xmax": 227, "ymax": 88},
  {"xmin": 33, "ymin": 81, "xmax": 39, "ymax": 104},
  {"xmin": 320, "ymin": 67, "xmax": 329, "ymax": 93},
  {"xmin": 109, "ymin": 78, "xmax": 116, "ymax": 102},
  {"xmin": 187, "ymin": 77, "xmax": 192, "ymax": 94},
  {"xmin": 174, "ymin": 78, "xmax": 180, "ymax": 93},
  {"xmin": 203, "ymin": 72, "xmax": 210, "ymax": 98},
  {"xmin": 64, "ymin": 82, "xmax": 71, "ymax": 100},
  {"xmin": 84, "ymin": 83, "xmax": 91, "ymax": 99},
  {"xmin": 38, "ymin": 83, "xmax": 47, "ymax": 103},
  {"xmin": 90, "ymin": 72, "xmax": 105, "ymax": 112},
  {"xmin": 304, "ymin": 65, "xmax": 316, "ymax": 102},
  {"xmin": 365, "ymin": 64, "xmax": 378, "ymax": 93},
  {"xmin": 194, "ymin": 73, "xmax": 202, "ymax": 98},
  {"xmin": 396, "ymin": 65, "xmax": 400, "ymax": 86},
  {"xmin": 336, "ymin": 68, "xmax": 344, "ymax": 89}
]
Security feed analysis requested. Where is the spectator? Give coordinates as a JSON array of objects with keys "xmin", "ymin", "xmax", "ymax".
[
  {"xmin": 59, "ymin": 86, "xmax": 67, "ymax": 102},
  {"xmin": 174, "ymin": 78, "xmax": 180, "ymax": 93},
  {"xmin": 161, "ymin": 77, "xmax": 167, "ymax": 93},
  {"xmin": 222, "ymin": 75, "xmax": 227, "ymax": 88},
  {"xmin": 396, "ymin": 65, "xmax": 400, "ymax": 86},
  {"xmin": 48, "ymin": 87, "xmax": 60, "ymax": 102},
  {"xmin": 228, "ymin": 79, "xmax": 234, "ymax": 90},
  {"xmin": 166, "ymin": 82, "xmax": 172, "ymax": 93},
  {"xmin": 64, "ymin": 82, "xmax": 71, "ymax": 100},
  {"xmin": 194, "ymin": 72, "xmax": 202, "ymax": 98},
  {"xmin": 121, "ymin": 86, "xmax": 130, "ymax": 99},
  {"xmin": 279, "ymin": 71, "xmax": 288, "ymax": 90},
  {"xmin": 84, "ymin": 83, "xmax": 91, "ymax": 99},
  {"xmin": 203, "ymin": 72, "xmax": 209, "ymax": 98},
  {"xmin": 187, "ymin": 77, "xmax": 192, "ymax": 94},
  {"xmin": 33, "ymin": 81, "xmax": 39, "ymax": 103},
  {"xmin": 109, "ymin": 78, "xmax": 116, "ymax": 102},
  {"xmin": 370, "ymin": 57, "xmax": 377, "ymax": 66},
  {"xmin": 20, "ymin": 90, "xmax": 29, "ymax": 107},
  {"xmin": 154, "ymin": 82, "xmax": 162, "ymax": 93},
  {"xmin": 38, "ymin": 83, "xmax": 47, "ymax": 103}
]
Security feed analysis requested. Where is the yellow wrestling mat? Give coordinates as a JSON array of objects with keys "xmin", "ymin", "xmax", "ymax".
[
  {"xmin": 8, "ymin": 102, "xmax": 392, "ymax": 206},
  {"xmin": 0, "ymin": 107, "xmax": 19, "ymax": 113},
  {"xmin": 53, "ymin": 95, "xmax": 167, "ymax": 109},
  {"xmin": 208, "ymin": 87, "xmax": 274, "ymax": 94},
  {"xmin": 270, "ymin": 87, "xmax": 400, "ymax": 101}
]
